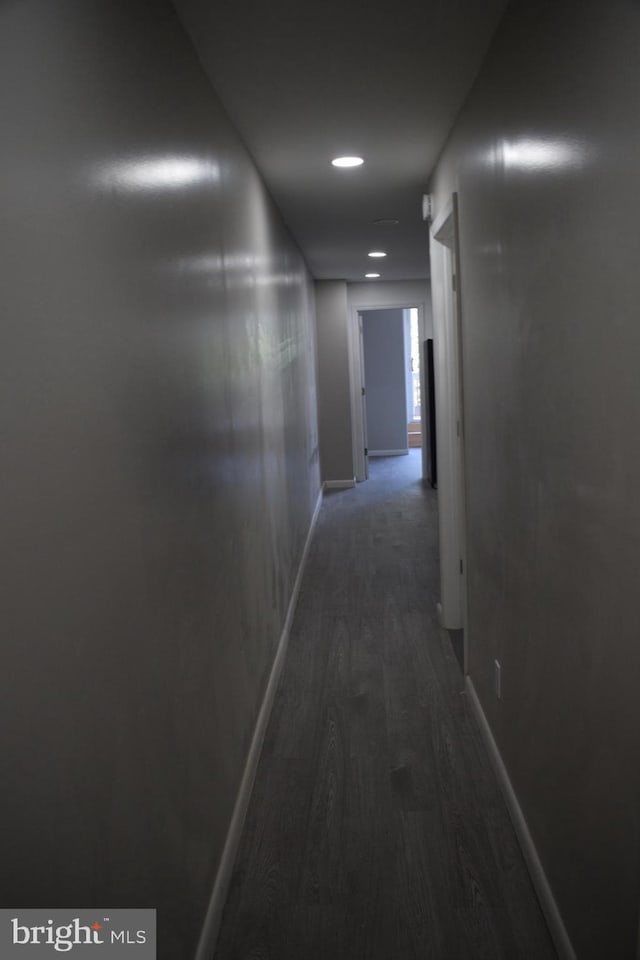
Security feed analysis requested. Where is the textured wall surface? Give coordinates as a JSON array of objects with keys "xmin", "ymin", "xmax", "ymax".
[
  {"xmin": 0, "ymin": 2, "xmax": 319, "ymax": 956},
  {"xmin": 430, "ymin": 2, "xmax": 640, "ymax": 956}
]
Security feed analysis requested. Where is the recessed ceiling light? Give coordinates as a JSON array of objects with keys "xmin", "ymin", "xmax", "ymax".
[
  {"xmin": 373, "ymin": 218, "xmax": 399, "ymax": 226},
  {"xmin": 365, "ymin": 273, "xmax": 380, "ymax": 279},
  {"xmin": 368, "ymin": 251, "xmax": 387, "ymax": 258},
  {"xmin": 331, "ymin": 156, "xmax": 364, "ymax": 168}
]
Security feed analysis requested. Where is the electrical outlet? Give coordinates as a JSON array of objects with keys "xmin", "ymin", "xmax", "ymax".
[{"xmin": 494, "ymin": 659, "xmax": 502, "ymax": 700}]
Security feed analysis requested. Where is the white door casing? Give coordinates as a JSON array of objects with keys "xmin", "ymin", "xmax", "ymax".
[
  {"xmin": 430, "ymin": 195, "xmax": 467, "ymax": 637},
  {"xmin": 358, "ymin": 313, "xmax": 369, "ymax": 480}
]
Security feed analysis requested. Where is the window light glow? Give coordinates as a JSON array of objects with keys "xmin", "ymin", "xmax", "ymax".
[{"xmin": 331, "ymin": 156, "xmax": 364, "ymax": 168}]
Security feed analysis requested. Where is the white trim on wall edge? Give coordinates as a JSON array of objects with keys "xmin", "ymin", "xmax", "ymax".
[
  {"xmin": 368, "ymin": 449, "xmax": 409, "ymax": 457},
  {"xmin": 465, "ymin": 677, "xmax": 576, "ymax": 960},
  {"xmin": 194, "ymin": 486, "xmax": 324, "ymax": 960},
  {"xmin": 323, "ymin": 478, "xmax": 356, "ymax": 489}
]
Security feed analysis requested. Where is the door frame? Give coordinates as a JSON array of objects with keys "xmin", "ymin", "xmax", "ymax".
[
  {"xmin": 430, "ymin": 194, "xmax": 468, "ymax": 657},
  {"xmin": 357, "ymin": 311, "xmax": 369, "ymax": 480},
  {"xmin": 349, "ymin": 300, "xmax": 428, "ymax": 482}
]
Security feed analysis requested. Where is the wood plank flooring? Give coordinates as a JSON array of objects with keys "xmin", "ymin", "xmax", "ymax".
[{"xmin": 213, "ymin": 451, "xmax": 557, "ymax": 960}]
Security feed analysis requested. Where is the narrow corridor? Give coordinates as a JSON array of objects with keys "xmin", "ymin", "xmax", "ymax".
[{"xmin": 214, "ymin": 451, "xmax": 556, "ymax": 959}]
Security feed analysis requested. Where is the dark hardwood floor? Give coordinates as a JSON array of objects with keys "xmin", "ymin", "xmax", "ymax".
[{"xmin": 213, "ymin": 451, "xmax": 557, "ymax": 960}]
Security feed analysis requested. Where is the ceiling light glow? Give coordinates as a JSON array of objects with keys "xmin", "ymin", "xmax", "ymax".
[
  {"xmin": 331, "ymin": 156, "xmax": 364, "ymax": 168},
  {"xmin": 365, "ymin": 273, "xmax": 380, "ymax": 279},
  {"xmin": 368, "ymin": 251, "xmax": 387, "ymax": 258}
]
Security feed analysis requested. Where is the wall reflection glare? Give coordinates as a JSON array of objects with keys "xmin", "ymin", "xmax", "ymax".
[
  {"xmin": 97, "ymin": 155, "xmax": 220, "ymax": 191},
  {"xmin": 501, "ymin": 137, "xmax": 586, "ymax": 172},
  {"xmin": 179, "ymin": 253, "xmax": 224, "ymax": 275}
]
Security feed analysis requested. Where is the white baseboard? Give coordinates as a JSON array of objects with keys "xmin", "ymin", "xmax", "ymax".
[
  {"xmin": 465, "ymin": 677, "xmax": 576, "ymax": 960},
  {"xmin": 323, "ymin": 477, "xmax": 356, "ymax": 490},
  {"xmin": 368, "ymin": 449, "xmax": 409, "ymax": 457},
  {"xmin": 194, "ymin": 486, "xmax": 324, "ymax": 960}
]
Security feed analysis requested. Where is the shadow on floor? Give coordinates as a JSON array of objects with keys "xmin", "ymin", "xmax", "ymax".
[{"xmin": 448, "ymin": 628, "xmax": 464, "ymax": 674}]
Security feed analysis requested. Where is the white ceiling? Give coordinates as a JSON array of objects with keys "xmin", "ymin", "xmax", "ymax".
[{"xmin": 172, "ymin": 0, "xmax": 509, "ymax": 282}]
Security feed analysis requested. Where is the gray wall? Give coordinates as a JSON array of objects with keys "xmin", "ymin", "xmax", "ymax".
[
  {"xmin": 314, "ymin": 280, "xmax": 355, "ymax": 482},
  {"xmin": 0, "ymin": 2, "xmax": 319, "ymax": 956},
  {"xmin": 348, "ymin": 279, "xmax": 433, "ymax": 338},
  {"xmin": 430, "ymin": 1, "xmax": 640, "ymax": 956},
  {"xmin": 362, "ymin": 309, "xmax": 408, "ymax": 453}
]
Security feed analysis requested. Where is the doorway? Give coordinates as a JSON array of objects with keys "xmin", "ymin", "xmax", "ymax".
[
  {"xmin": 361, "ymin": 307, "xmax": 410, "ymax": 458},
  {"xmin": 349, "ymin": 301, "xmax": 428, "ymax": 483}
]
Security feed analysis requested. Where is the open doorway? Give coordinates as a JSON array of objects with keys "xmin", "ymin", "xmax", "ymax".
[
  {"xmin": 361, "ymin": 307, "xmax": 412, "ymax": 458},
  {"xmin": 349, "ymin": 300, "xmax": 428, "ymax": 483}
]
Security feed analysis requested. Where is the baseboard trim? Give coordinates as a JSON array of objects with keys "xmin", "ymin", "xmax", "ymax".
[
  {"xmin": 465, "ymin": 677, "xmax": 576, "ymax": 960},
  {"xmin": 368, "ymin": 449, "xmax": 409, "ymax": 457},
  {"xmin": 323, "ymin": 478, "xmax": 356, "ymax": 490},
  {"xmin": 194, "ymin": 486, "xmax": 324, "ymax": 960}
]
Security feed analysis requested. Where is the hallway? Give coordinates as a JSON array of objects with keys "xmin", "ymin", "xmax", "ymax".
[{"xmin": 214, "ymin": 452, "xmax": 556, "ymax": 959}]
